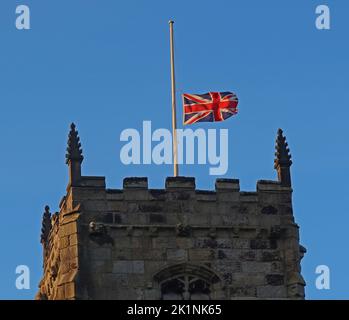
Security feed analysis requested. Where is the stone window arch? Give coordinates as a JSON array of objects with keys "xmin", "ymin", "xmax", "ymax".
[{"xmin": 153, "ymin": 263, "xmax": 221, "ymax": 300}]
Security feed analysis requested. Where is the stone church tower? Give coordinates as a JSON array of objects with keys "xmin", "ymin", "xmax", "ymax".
[{"xmin": 36, "ymin": 124, "xmax": 306, "ymax": 300}]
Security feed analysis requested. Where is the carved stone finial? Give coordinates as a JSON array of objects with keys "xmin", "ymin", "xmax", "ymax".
[
  {"xmin": 66, "ymin": 123, "xmax": 83, "ymax": 187},
  {"xmin": 40, "ymin": 205, "xmax": 51, "ymax": 245},
  {"xmin": 66, "ymin": 123, "xmax": 83, "ymax": 165},
  {"xmin": 274, "ymin": 128, "xmax": 292, "ymax": 187}
]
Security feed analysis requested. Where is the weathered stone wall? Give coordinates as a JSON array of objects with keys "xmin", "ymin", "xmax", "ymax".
[
  {"xmin": 36, "ymin": 207, "xmax": 80, "ymax": 300},
  {"xmin": 37, "ymin": 176, "xmax": 305, "ymax": 300}
]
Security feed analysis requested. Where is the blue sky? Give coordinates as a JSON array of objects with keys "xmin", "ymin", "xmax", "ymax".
[{"xmin": 0, "ymin": 0, "xmax": 348, "ymax": 299}]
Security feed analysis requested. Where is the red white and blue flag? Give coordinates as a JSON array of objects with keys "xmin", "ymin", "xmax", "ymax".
[{"xmin": 182, "ymin": 91, "xmax": 238, "ymax": 125}]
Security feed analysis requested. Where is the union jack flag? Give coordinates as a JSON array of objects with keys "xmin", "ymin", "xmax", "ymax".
[{"xmin": 182, "ymin": 91, "xmax": 238, "ymax": 125}]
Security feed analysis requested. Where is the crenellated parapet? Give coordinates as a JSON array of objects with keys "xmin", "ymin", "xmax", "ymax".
[{"xmin": 62, "ymin": 176, "xmax": 292, "ymax": 207}]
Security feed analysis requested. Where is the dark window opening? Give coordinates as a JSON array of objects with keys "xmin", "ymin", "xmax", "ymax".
[{"xmin": 161, "ymin": 275, "xmax": 211, "ymax": 300}]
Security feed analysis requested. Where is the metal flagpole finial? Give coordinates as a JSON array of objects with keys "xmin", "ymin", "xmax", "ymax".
[{"xmin": 169, "ymin": 20, "xmax": 174, "ymax": 24}]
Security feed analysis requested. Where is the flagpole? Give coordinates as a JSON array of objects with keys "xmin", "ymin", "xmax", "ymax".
[{"xmin": 169, "ymin": 20, "xmax": 179, "ymax": 177}]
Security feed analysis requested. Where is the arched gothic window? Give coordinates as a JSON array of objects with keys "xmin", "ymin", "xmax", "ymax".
[
  {"xmin": 153, "ymin": 263, "xmax": 221, "ymax": 300},
  {"xmin": 161, "ymin": 275, "xmax": 211, "ymax": 300}
]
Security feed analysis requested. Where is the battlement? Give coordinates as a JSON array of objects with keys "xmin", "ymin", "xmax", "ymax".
[
  {"xmin": 119, "ymin": 177, "xmax": 289, "ymax": 192},
  {"xmin": 59, "ymin": 176, "xmax": 292, "ymax": 212},
  {"xmin": 63, "ymin": 176, "xmax": 291, "ymax": 199}
]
